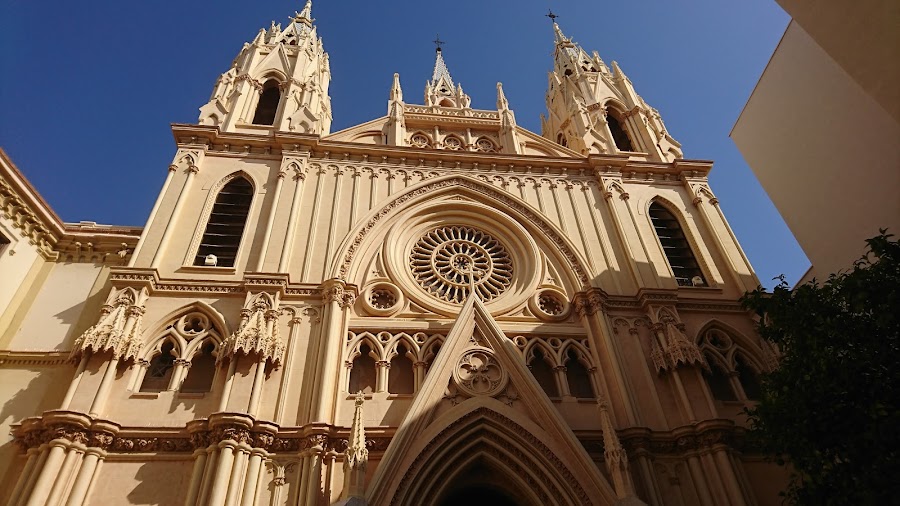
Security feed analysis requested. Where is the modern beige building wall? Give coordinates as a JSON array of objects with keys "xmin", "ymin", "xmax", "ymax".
[
  {"xmin": 732, "ymin": 6, "xmax": 900, "ymax": 282},
  {"xmin": 1, "ymin": 3, "xmax": 788, "ymax": 505}
]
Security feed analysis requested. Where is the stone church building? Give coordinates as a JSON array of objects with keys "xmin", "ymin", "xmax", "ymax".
[{"xmin": 0, "ymin": 2, "xmax": 786, "ymax": 505}]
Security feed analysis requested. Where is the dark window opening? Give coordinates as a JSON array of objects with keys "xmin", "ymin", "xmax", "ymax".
[
  {"xmin": 736, "ymin": 355, "xmax": 763, "ymax": 401},
  {"xmin": 607, "ymin": 113, "xmax": 634, "ymax": 151},
  {"xmin": 194, "ymin": 177, "xmax": 253, "ymax": 268},
  {"xmin": 0, "ymin": 232, "xmax": 9, "ymax": 255},
  {"xmin": 649, "ymin": 202, "xmax": 706, "ymax": 287},
  {"xmin": 349, "ymin": 343, "xmax": 376, "ymax": 394},
  {"xmin": 528, "ymin": 348, "xmax": 559, "ymax": 398},
  {"xmin": 252, "ymin": 80, "xmax": 281, "ymax": 125},
  {"xmin": 388, "ymin": 344, "xmax": 415, "ymax": 394},
  {"xmin": 704, "ymin": 356, "xmax": 737, "ymax": 402},
  {"xmin": 564, "ymin": 349, "xmax": 595, "ymax": 399},
  {"xmin": 182, "ymin": 341, "xmax": 217, "ymax": 393},
  {"xmin": 556, "ymin": 132, "xmax": 567, "ymax": 147},
  {"xmin": 141, "ymin": 341, "xmax": 176, "ymax": 392}
]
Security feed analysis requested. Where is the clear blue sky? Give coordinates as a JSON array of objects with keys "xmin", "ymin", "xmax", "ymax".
[{"xmin": 0, "ymin": 0, "xmax": 809, "ymax": 287}]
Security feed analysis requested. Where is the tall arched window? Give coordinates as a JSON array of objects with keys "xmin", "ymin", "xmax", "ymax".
[
  {"xmin": 607, "ymin": 112, "xmax": 634, "ymax": 152},
  {"xmin": 648, "ymin": 202, "xmax": 706, "ymax": 287},
  {"xmin": 349, "ymin": 343, "xmax": 377, "ymax": 394},
  {"xmin": 141, "ymin": 340, "xmax": 177, "ymax": 392},
  {"xmin": 252, "ymin": 80, "xmax": 281, "ymax": 125},
  {"xmin": 388, "ymin": 343, "xmax": 415, "ymax": 394},
  {"xmin": 194, "ymin": 177, "xmax": 253, "ymax": 267},
  {"xmin": 528, "ymin": 348, "xmax": 559, "ymax": 398}
]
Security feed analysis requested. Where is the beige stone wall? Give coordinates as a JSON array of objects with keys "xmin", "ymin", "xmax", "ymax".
[{"xmin": 733, "ymin": 21, "xmax": 900, "ymax": 278}]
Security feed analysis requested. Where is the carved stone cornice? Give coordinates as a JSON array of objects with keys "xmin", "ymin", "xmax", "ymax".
[{"xmin": 0, "ymin": 150, "xmax": 142, "ymax": 263}]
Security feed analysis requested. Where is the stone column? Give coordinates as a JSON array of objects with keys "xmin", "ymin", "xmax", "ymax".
[
  {"xmin": 312, "ymin": 280, "xmax": 355, "ymax": 424},
  {"xmin": 151, "ymin": 164, "xmax": 199, "ymax": 269},
  {"xmin": 64, "ymin": 446, "xmax": 105, "ymax": 506}
]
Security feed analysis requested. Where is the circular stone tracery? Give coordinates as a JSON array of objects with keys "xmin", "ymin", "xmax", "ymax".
[{"xmin": 410, "ymin": 226, "xmax": 513, "ymax": 304}]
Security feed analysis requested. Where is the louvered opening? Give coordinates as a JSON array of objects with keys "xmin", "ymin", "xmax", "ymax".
[
  {"xmin": 252, "ymin": 80, "xmax": 281, "ymax": 125},
  {"xmin": 194, "ymin": 178, "xmax": 253, "ymax": 267},
  {"xmin": 649, "ymin": 202, "xmax": 705, "ymax": 287},
  {"xmin": 607, "ymin": 113, "xmax": 634, "ymax": 151}
]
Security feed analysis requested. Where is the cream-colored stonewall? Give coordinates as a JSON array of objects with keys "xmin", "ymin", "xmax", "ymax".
[{"xmin": 0, "ymin": 2, "xmax": 787, "ymax": 504}]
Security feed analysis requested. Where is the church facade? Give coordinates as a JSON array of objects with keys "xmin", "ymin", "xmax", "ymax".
[{"xmin": 0, "ymin": 3, "xmax": 787, "ymax": 505}]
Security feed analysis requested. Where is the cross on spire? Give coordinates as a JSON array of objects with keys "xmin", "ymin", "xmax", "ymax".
[
  {"xmin": 546, "ymin": 10, "xmax": 559, "ymax": 22},
  {"xmin": 433, "ymin": 34, "xmax": 445, "ymax": 52}
]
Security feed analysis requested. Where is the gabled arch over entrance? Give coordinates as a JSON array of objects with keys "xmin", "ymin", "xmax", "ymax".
[
  {"xmin": 391, "ymin": 405, "xmax": 592, "ymax": 506},
  {"xmin": 366, "ymin": 295, "xmax": 629, "ymax": 506}
]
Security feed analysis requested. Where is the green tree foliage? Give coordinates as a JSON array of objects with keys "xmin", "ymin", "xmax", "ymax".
[{"xmin": 741, "ymin": 232, "xmax": 899, "ymax": 505}]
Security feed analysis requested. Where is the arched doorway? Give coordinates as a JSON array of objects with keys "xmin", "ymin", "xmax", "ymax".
[{"xmin": 436, "ymin": 460, "xmax": 531, "ymax": 506}]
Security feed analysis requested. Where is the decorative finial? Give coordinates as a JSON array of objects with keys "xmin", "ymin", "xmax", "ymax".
[
  {"xmin": 546, "ymin": 9, "xmax": 559, "ymax": 22},
  {"xmin": 294, "ymin": 0, "xmax": 313, "ymax": 21},
  {"xmin": 433, "ymin": 34, "xmax": 445, "ymax": 52}
]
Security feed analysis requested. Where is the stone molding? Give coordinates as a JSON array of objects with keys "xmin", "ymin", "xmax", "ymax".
[
  {"xmin": 12, "ymin": 411, "xmax": 751, "ymax": 460},
  {"xmin": 0, "ymin": 150, "xmax": 142, "ymax": 263}
]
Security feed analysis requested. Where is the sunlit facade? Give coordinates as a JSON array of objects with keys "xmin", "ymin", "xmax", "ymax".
[{"xmin": 0, "ymin": 2, "xmax": 787, "ymax": 504}]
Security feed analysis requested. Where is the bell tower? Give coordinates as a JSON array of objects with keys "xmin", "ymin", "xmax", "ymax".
[
  {"xmin": 198, "ymin": 0, "xmax": 332, "ymax": 135},
  {"xmin": 541, "ymin": 22, "xmax": 683, "ymax": 161}
]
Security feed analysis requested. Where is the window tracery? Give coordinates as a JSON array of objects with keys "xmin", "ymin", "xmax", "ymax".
[
  {"xmin": 345, "ymin": 331, "xmax": 446, "ymax": 393},
  {"xmin": 410, "ymin": 133, "xmax": 431, "ymax": 148},
  {"xmin": 443, "ymin": 136, "xmax": 463, "ymax": 150},
  {"xmin": 135, "ymin": 310, "xmax": 223, "ymax": 394},
  {"xmin": 475, "ymin": 138, "xmax": 496, "ymax": 152},
  {"xmin": 698, "ymin": 327, "xmax": 764, "ymax": 402},
  {"xmin": 410, "ymin": 226, "xmax": 513, "ymax": 304}
]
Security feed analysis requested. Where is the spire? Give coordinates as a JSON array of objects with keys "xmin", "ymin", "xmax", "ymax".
[
  {"xmin": 431, "ymin": 47, "xmax": 454, "ymax": 88},
  {"xmin": 390, "ymin": 73, "xmax": 403, "ymax": 102},
  {"xmin": 496, "ymin": 82, "xmax": 509, "ymax": 111},
  {"xmin": 294, "ymin": 0, "xmax": 313, "ymax": 23},
  {"xmin": 425, "ymin": 38, "xmax": 470, "ymax": 108},
  {"xmin": 553, "ymin": 22, "xmax": 569, "ymax": 45},
  {"xmin": 342, "ymin": 392, "xmax": 369, "ymax": 500}
]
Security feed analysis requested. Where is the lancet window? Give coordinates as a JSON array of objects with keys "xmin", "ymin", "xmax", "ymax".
[
  {"xmin": 388, "ymin": 343, "xmax": 415, "ymax": 394},
  {"xmin": 194, "ymin": 177, "xmax": 253, "ymax": 268},
  {"xmin": 346, "ymin": 331, "xmax": 446, "ymax": 394},
  {"xmin": 252, "ymin": 79, "xmax": 281, "ymax": 125},
  {"xmin": 563, "ymin": 348, "xmax": 596, "ymax": 399},
  {"xmin": 515, "ymin": 336, "xmax": 597, "ymax": 401},
  {"xmin": 527, "ymin": 347, "xmax": 559, "ymax": 398},
  {"xmin": 135, "ymin": 311, "xmax": 223, "ymax": 394},
  {"xmin": 349, "ymin": 343, "xmax": 377, "ymax": 394},
  {"xmin": 648, "ymin": 201, "xmax": 706, "ymax": 287},
  {"xmin": 0, "ymin": 232, "xmax": 10, "ymax": 255},
  {"xmin": 607, "ymin": 111, "xmax": 634, "ymax": 152},
  {"xmin": 698, "ymin": 327, "xmax": 764, "ymax": 402}
]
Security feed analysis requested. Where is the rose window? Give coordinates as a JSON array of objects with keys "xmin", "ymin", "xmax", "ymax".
[
  {"xmin": 538, "ymin": 292, "xmax": 565, "ymax": 316},
  {"xmin": 410, "ymin": 134, "xmax": 430, "ymax": 148},
  {"xmin": 475, "ymin": 138, "xmax": 495, "ymax": 152},
  {"xmin": 410, "ymin": 226, "xmax": 513, "ymax": 304},
  {"xmin": 444, "ymin": 137, "xmax": 462, "ymax": 150},
  {"xmin": 369, "ymin": 289, "xmax": 397, "ymax": 310}
]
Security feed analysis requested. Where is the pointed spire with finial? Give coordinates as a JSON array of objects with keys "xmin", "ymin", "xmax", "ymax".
[
  {"xmin": 294, "ymin": 0, "xmax": 313, "ymax": 23},
  {"xmin": 496, "ymin": 82, "xmax": 509, "ymax": 111},
  {"xmin": 425, "ymin": 35, "xmax": 470, "ymax": 108},
  {"xmin": 390, "ymin": 72, "xmax": 403, "ymax": 102},
  {"xmin": 342, "ymin": 392, "xmax": 369, "ymax": 500}
]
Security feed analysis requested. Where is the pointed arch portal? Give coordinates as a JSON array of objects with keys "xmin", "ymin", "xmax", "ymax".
[{"xmin": 388, "ymin": 406, "xmax": 595, "ymax": 506}]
